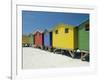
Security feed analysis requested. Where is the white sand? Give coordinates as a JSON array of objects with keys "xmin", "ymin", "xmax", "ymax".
[{"xmin": 23, "ymin": 47, "xmax": 89, "ymax": 69}]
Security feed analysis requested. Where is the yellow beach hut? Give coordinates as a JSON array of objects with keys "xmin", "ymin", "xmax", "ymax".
[{"xmin": 52, "ymin": 23, "xmax": 78, "ymax": 50}]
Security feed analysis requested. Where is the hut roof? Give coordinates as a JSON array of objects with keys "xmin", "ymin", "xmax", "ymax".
[
  {"xmin": 77, "ymin": 19, "xmax": 89, "ymax": 27},
  {"xmin": 51, "ymin": 23, "xmax": 76, "ymax": 31},
  {"xmin": 33, "ymin": 30, "xmax": 44, "ymax": 35},
  {"xmin": 43, "ymin": 29, "xmax": 48, "ymax": 34},
  {"xmin": 28, "ymin": 27, "xmax": 45, "ymax": 34},
  {"xmin": 43, "ymin": 29, "xmax": 53, "ymax": 34}
]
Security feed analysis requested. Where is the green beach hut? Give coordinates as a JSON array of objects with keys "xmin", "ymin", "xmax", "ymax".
[
  {"xmin": 78, "ymin": 19, "xmax": 89, "ymax": 51},
  {"xmin": 29, "ymin": 33, "xmax": 34, "ymax": 47}
]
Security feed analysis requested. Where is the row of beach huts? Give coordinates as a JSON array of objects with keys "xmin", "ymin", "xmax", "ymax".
[{"xmin": 22, "ymin": 19, "xmax": 89, "ymax": 61}]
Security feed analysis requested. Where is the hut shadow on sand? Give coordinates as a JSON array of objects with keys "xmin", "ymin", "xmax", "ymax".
[{"xmin": 58, "ymin": 50, "xmax": 90, "ymax": 62}]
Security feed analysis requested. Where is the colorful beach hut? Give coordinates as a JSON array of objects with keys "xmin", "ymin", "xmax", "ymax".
[
  {"xmin": 29, "ymin": 33, "xmax": 34, "ymax": 47},
  {"xmin": 34, "ymin": 31, "xmax": 44, "ymax": 49},
  {"xmin": 22, "ymin": 35, "xmax": 30, "ymax": 47},
  {"xmin": 78, "ymin": 20, "xmax": 89, "ymax": 51},
  {"xmin": 78, "ymin": 19, "xmax": 89, "ymax": 60},
  {"xmin": 44, "ymin": 29, "xmax": 52, "ymax": 51},
  {"xmin": 52, "ymin": 23, "xmax": 78, "ymax": 50}
]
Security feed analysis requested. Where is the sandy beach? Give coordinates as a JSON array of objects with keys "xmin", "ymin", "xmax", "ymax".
[{"xmin": 23, "ymin": 47, "xmax": 89, "ymax": 69}]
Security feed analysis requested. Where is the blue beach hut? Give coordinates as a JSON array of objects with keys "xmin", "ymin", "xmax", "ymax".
[{"xmin": 44, "ymin": 29, "xmax": 52, "ymax": 51}]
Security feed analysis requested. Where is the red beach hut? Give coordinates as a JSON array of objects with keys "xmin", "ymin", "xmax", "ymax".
[{"xmin": 34, "ymin": 31, "xmax": 44, "ymax": 49}]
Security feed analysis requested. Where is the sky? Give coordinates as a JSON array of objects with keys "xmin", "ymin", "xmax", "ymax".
[{"xmin": 22, "ymin": 11, "xmax": 89, "ymax": 34}]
